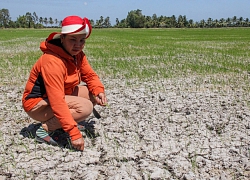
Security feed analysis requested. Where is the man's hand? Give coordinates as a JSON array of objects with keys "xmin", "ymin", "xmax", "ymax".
[
  {"xmin": 71, "ymin": 136, "xmax": 84, "ymax": 151},
  {"xmin": 95, "ymin": 92, "xmax": 107, "ymax": 106}
]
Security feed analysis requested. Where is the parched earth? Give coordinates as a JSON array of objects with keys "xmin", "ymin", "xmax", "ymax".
[{"xmin": 0, "ymin": 75, "xmax": 249, "ymax": 180}]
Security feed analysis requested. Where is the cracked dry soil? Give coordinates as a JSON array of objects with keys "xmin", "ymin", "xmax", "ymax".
[{"xmin": 0, "ymin": 76, "xmax": 250, "ymax": 180}]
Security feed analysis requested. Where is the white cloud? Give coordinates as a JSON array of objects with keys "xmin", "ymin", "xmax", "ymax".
[{"xmin": 84, "ymin": 2, "xmax": 87, "ymax": 5}]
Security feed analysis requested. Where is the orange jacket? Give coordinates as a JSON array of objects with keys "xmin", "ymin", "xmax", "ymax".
[{"xmin": 22, "ymin": 39, "xmax": 104, "ymax": 141}]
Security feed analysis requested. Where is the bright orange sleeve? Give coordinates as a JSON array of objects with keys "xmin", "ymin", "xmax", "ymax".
[{"xmin": 79, "ymin": 55, "xmax": 104, "ymax": 96}]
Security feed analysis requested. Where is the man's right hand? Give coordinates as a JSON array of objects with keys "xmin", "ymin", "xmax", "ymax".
[{"xmin": 71, "ymin": 136, "xmax": 84, "ymax": 151}]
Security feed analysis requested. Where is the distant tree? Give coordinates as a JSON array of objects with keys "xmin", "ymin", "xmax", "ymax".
[
  {"xmin": 54, "ymin": 18, "xmax": 58, "ymax": 27},
  {"xmin": 238, "ymin": 17, "xmax": 243, "ymax": 26},
  {"xmin": 118, "ymin": 19, "xmax": 127, "ymax": 28},
  {"xmin": 0, "ymin": 8, "xmax": 11, "ymax": 28},
  {"xmin": 99, "ymin": 16, "xmax": 104, "ymax": 27},
  {"xmin": 219, "ymin": 18, "xmax": 225, "ymax": 27},
  {"xmin": 207, "ymin": 17, "xmax": 212, "ymax": 27},
  {"xmin": 144, "ymin": 15, "xmax": 151, "ymax": 28},
  {"xmin": 25, "ymin": 12, "xmax": 34, "ymax": 28},
  {"xmin": 232, "ymin": 16, "xmax": 237, "ymax": 26},
  {"xmin": 115, "ymin": 18, "xmax": 119, "ymax": 27},
  {"xmin": 170, "ymin": 15, "xmax": 177, "ymax": 27},
  {"xmin": 33, "ymin": 12, "xmax": 38, "ymax": 27},
  {"xmin": 16, "ymin": 15, "xmax": 27, "ymax": 28},
  {"xmin": 126, "ymin": 9, "xmax": 145, "ymax": 28},
  {"xmin": 213, "ymin": 19, "xmax": 220, "ymax": 27},
  {"xmin": 89, "ymin": 19, "xmax": 95, "ymax": 27},
  {"xmin": 163, "ymin": 16, "xmax": 172, "ymax": 28},
  {"xmin": 49, "ymin": 17, "xmax": 54, "ymax": 27},
  {"xmin": 177, "ymin": 15, "xmax": 184, "ymax": 28},
  {"xmin": 188, "ymin": 19, "xmax": 194, "ymax": 28},
  {"xmin": 95, "ymin": 19, "xmax": 100, "ymax": 28},
  {"xmin": 8, "ymin": 20, "xmax": 16, "ymax": 28},
  {"xmin": 226, "ymin": 17, "xmax": 231, "ymax": 27},
  {"xmin": 194, "ymin": 21, "xmax": 200, "ymax": 28},
  {"xmin": 183, "ymin": 15, "xmax": 188, "ymax": 27},
  {"xmin": 200, "ymin": 19, "xmax": 205, "ymax": 28},
  {"xmin": 44, "ymin": 17, "xmax": 48, "ymax": 27},
  {"xmin": 152, "ymin": 13, "xmax": 158, "ymax": 28},
  {"xmin": 245, "ymin": 18, "xmax": 249, "ymax": 27},
  {"xmin": 2, "ymin": 7, "xmax": 250, "ymax": 29},
  {"xmin": 39, "ymin": 17, "xmax": 43, "ymax": 26},
  {"xmin": 158, "ymin": 15, "xmax": 164, "ymax": 27},
  {"xmin": 104, "ymin": 16, "xmax": 111, "ymax": 27}
]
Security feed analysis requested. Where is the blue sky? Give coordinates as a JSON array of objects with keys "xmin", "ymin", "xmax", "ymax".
[{"xmin": 1, "ymin": 0, "xmax": 249, "ymax": 25}]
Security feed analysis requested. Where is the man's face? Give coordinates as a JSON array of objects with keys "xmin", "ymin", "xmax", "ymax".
[{"xmin": 61, "ymin": 34, "xmax": 86, "ymax": 56}]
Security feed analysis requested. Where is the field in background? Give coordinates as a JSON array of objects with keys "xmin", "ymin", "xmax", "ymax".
[{"xmin": 0, "ymin": 28, "xmax": 249, "ymax": 86}]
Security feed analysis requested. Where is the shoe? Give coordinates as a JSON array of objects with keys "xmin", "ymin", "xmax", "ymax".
[{"xmin": 35, "ymin": 126, "xmax": 58, "ymax": 146}]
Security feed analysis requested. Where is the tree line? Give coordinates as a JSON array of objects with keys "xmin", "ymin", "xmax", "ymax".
[{"xmin": 0, "ymin": 8, "xmax": 249, "ymax": 28}]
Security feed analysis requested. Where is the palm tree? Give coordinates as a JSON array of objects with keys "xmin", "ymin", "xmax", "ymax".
[
  {"xmin": 226, "ymin": 17, "xmax": 231, "ymax": 27},
  {"xmin": 54, "ymin": 18, "xmax": 58, "ymax": 27},
  {"xmin": 152, "ymin": 13, "xmax": 158, "ymax": 28},
  {"xmin": 200, "ymin": 19, "xmax": 205, "ymax": 28},
  {"xmin": 90, "ymin": 19, "xmax": 95, "ymax": 27},
  {"xmin": 99, "ymin": 16, "xmax": 104, "ymax": 27},
  {"xmin": 104, "ymin": 16, "xmax": 111, "ymax": 27},
  {"xmin": 32, "ymin": 12, "xmax": 38, "ymax": 27},
  {"xmin": 183, "ymin": 15, "xmax": 188, "ymax": 27},
  {"xmin": 49, "ymin": 17, "xmax": 54, "ymax": 27},
  {"xmin": 95, "ymin": 19, "xmax": 100, "ymax": 28},
  {"xmin": 115, "ymin": 18, "xmax": 119, "ymax": 27},
  {"xmin": 232, "ymin": 16, "xmax": 237, "ymax": 26},
  {"xmin": 238, "ymin": 17, "xmax": 243, "ymax": 27},
  {"xmin": 219, "ymin": 18, "xmax": 225, "ymax": 27},
  {"xmin": 207, "ymin": 17, "xmax": 212, "ymax": 27},
  {"xmin": 25, "ymin": 12, "xmax": 33, "ymax": 28},
  {"xmin": 39, "ymin": 17, "xmax": 43, "ymax": 26},
  {"xmin": 43, "ymin": 17, "xmax": 48, "ymax": 27},
  {"xmin": 177, "ymin": 15, "xmax": 184, "ymax": 28},
  {"xmin": 245, "ymin": 18, "xmax": 249, "ymax": 27},
  {"xmin": 212, "ymin": 19, "xmax": 219, "ymax": 27},
  {"xmin": 171, "ymin": 15, "xmax": 176, "ymax": 27},
  {"xmin": 188, "ymin": 19, "xmax": 193, "ymax": 28}
]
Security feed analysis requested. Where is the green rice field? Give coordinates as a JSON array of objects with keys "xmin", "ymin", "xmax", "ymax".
[{"xmin": 0, "ymin": 28, "xmax": 250, "ymax": 85}]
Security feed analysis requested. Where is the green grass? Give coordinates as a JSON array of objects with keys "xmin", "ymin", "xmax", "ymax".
[
  {"xmin": 0, "ymin": 28, "xmax": 250, "ymax": 85},
  {"xmin": 88, "ymin": 28, "xmax": 250, "ymax": 79}
]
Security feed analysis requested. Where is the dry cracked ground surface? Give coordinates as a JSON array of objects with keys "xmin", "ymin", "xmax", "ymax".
[{"xmin": 0, "ymin": 74, "xmax": 250, "ymax": 180}]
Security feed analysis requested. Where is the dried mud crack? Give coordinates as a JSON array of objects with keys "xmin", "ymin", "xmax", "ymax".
[{"xmin": 0, "ymin": 76, "xmax": 250, "ymax": 179}]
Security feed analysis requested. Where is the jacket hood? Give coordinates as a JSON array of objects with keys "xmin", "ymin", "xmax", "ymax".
[{"xmin": 40, "ymin": 39, "xmax": 75, "ymax": 61}]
